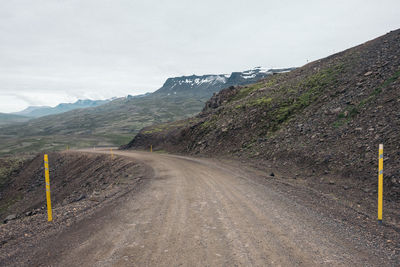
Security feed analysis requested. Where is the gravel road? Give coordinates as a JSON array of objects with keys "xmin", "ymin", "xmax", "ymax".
[{"xmin": 22, "ymin": 150, "xmax": 398, "ymax": 266}]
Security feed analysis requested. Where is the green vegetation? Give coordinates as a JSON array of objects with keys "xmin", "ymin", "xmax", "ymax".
[
  {"xmin": 0, "ymin": 94, "xmax": 207, "ymax": 155},
  {"xmin": 231, "ymin": 64, "xmax": 346, "ymax": 132},
  {"xmin": 142, "ymin": 120, "xmax": 194, "ymax": 135},
  {"xmin": 359, "ymin": 68, "xmax": 400, "ymax": 108},
  {"xmin": 333, "ymin": 68, "xmax": 400, "ymax": 128},
  {"xmin": 230, "ymin": 78, "xmax": 278, "ymax": 103},
  {"xmin": 0, "ymin": 158, "xmax": 24, "ymax": 189},
  {"xmin": 200, "ymin": 116, "xmax": 218, "ymax": 132},
  {"xmin": 0, "ymin": 135, "xmax": 101, "ymax": 156},
  {"xmin": 0, "ymin": 195, "xmax": 22, "ymax": 215},
  {"xmin": 143, "ymin": 127, "xmax": 169, "ymax": 134},
  {"xmin": 0, "ymin": 158, "xmax": 24, "ymax": 215},
  {"xmin": 230, "ymin": 81, "xmax": 267, "ymax": 102},
  {"xmin": 333, "ymin": 106, "xmax": 359, "ymax": 128},
  {"xmin": 248, "ymin": 97, "xmax": 273, "ymax": 107},
  {"xmin": 200, "ymin": 120, "xmax": 215, "ymax": 130},
  {"xmin": 268, "ymin": 64, "xmax": 344, "ymax": 131},
  {"xmin": 235, "ymin": 104, "xmax": 245, "ymax": 109},
  {"xmin": 382, "ymin": 68, "xmax": 400, "ymax": 87},
  {"xmin": 95, "ymin": 134, "xmax": 133, "ymax": 146}
]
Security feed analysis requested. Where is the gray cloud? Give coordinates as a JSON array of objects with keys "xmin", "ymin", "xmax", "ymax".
[{"xmin": 1, "ymin": 0, "xmax": 399, "ymax": 112}]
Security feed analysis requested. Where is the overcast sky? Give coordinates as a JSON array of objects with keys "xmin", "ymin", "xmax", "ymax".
[{"xmin": 0, "ymin": 0, "xmax": 399, "ymax": 112}]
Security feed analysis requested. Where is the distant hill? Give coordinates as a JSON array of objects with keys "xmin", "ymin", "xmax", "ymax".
[
  {"xmin": 13, "ymin": 106, "xmax": 51, "ymax": 117},
  {"xmin": 0, "ymin": 113, "xmax": 30, "ymax": 125},
  {"xmin": 13, "ymin": 99, "xmax": 111, "ymax": 118},
  {"xmin": 0, "ymin": 67, "xmax": 294, "ymax": 155}
]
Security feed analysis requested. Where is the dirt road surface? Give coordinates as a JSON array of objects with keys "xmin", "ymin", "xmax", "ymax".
[{"xmin": 13, "ymin": 150, "xmax": 398, "ymax": 266}]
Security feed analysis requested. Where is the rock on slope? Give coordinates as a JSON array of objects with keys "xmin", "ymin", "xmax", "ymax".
[{"xmin": 124, "ymin": 29, "xmax": 400, "ymax": 197}]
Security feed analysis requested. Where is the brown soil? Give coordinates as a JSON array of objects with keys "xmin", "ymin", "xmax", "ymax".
[
  {"xmin": 0, "ymin": 151, "xmax": 148, "ymax": 266},
  {"xmin": 2, "ymin": 150, "xmax": 398, "ymax": 266}
]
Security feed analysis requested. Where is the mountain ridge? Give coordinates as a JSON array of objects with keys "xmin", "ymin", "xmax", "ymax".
[
  {"xmin": 154, "ymin": 67, "xmax": 295, "ymax": 96},
  {"xmin": 12, "ymin": 99, "xmax": 112, "ymax": 118},
  {"xmin": 0, "ymin": 113, "xmax": 30, "ymax": 125}
]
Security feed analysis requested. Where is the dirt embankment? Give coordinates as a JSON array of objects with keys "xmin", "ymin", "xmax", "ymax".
[{"xmin": 0, "ymin": 151, "xmax": 148, "ymax": 264}]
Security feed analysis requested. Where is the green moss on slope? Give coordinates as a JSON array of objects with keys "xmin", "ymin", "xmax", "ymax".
[
  {"xmin": 333, "ymin": 68, "xmax": 400, "ymax": 128},
  {"xmin": 267, "ymin": 63, "xmax": 344, "ymax": 131}
]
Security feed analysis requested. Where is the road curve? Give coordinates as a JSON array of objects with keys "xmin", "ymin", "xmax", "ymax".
[{"xmin": 41, "ymin": 150, "xmax": 389, "ymax": 266}]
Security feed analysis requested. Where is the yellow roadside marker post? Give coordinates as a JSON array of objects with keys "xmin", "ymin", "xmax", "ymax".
[
  {"xmin": 150, "ymin": 145, "xmax": 152, "ymax": 153},
  {"xmin": 110, "ymin": 148, "xmax": 114, "ymax": 160},
  {"xmin": 44, "ymin": 154, "xmax": 53, "ymax": 222},
  {"xmin": 378, "ymin": 144, "xmax": 383, "ymax": 224}
]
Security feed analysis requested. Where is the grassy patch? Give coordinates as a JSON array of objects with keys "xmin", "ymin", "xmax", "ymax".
[
  {"xmin": 0, "ymin": 195, "xmax": 22, "ymax": 215},
  {"xmin": 333, "ymin": 68, "xmax": 400, "ymax": 127},
  {"xmin": 382, "ymin": 68, "xmax": 400, "ymax": 87},
  {"xmin": 96, "ymin": 134, "xmax": 133, "ymax": 146},
  {"xmin": 200, "ymin": 116, "xmax": 218, "ymax": 132},
  {"xmin": 142, "ymin": 127, "xmax": 168, "ymax": 134},
  {"xmin": 200, "ymin": 120, "xmax": 215, "ymax": 130},
  {"xmin": 229, "ymin": 80, "xmax": 273, "ymax": 102},
  {"xmin": 360, "ymin": 69, "xmax": 400, "ymax": 108},
  {"xmin": 0, "ymin": 158, "xmax": 24, "ymax": 189},
  {"xmin": 235, "ymin": 104, "xmax": 245, "ymax": 109},
  {"xmin": 0, "ymin": 93, "xmax": 209, "ymax": 155},
  {"xmin": 248, "ymin": 97, "xmax": 273, "ymax": 107},
  {"xmin": 268, "ymin": 64, "xmax": 344, "ymax": 131},
  {"xmin": 142, "ymin": 120, "xmax": 191, "ymax": 135}
]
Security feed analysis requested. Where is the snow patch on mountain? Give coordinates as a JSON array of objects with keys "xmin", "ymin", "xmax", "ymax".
[
  {"xmin": 175, "ymin": 75, "xmax": 227, "ymax": 86},
  {"xmin": 155, "ymin": 66, "xmax": 296, "ymax": 96}
]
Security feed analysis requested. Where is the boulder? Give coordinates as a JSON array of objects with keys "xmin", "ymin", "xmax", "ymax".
[{"xmin": 4, "ymin": 214, "xmax": 17, "ymax": 223}]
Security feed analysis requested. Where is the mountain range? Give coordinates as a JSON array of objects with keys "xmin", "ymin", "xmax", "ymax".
[
  {"xmin": 0, "ymin": 67, "xmax": 293, "ymax": 155},
  {"xmin": 12, "ymin": 99, "xmax": 112, "ymax": 118},
  {"xmin": 155, "ymin": 67, "xmax": 294, "ymax": 96}
]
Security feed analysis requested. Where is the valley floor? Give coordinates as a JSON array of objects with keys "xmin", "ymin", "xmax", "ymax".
[{"xmin": 1, "ymin": 150, "xmax": 399, "ymax": 266}]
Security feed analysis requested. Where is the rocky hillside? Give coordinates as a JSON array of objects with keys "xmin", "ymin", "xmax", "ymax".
[{"xmin": 124, "ymin": 29, "xmax": 400, "ymax": 197}]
